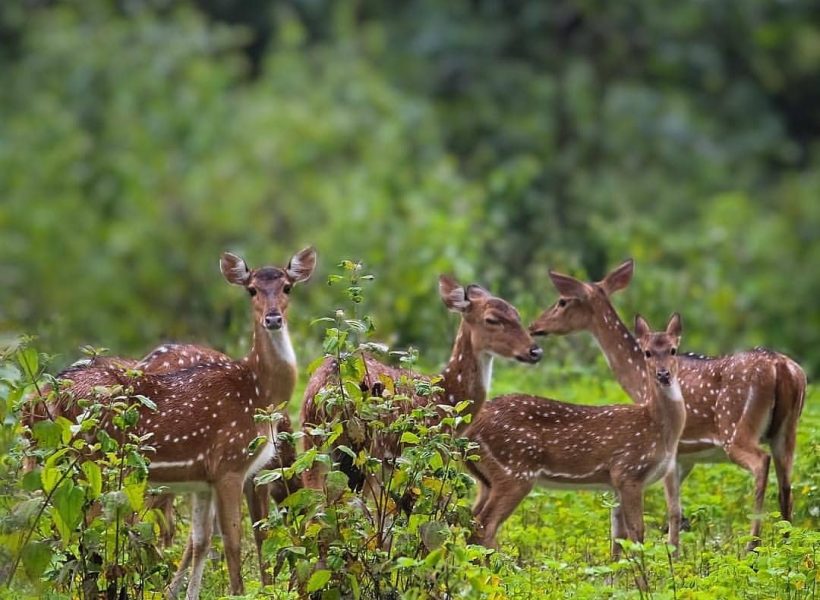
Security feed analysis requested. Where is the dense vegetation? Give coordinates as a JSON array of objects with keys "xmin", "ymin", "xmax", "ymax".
[{"xmin": 0, "ymin": 1, "xmax": 818, "ymax": 598}]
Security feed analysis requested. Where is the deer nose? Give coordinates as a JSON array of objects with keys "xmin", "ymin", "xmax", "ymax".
[
  {"xmin": 528, "ymin": 345, "xmax": 543, "ymax": 362},
  {"xmin": 656, "ymin": 368, "xmax": 671, "ymax": 386},
  {"xmin": 263, "ymin": 312, "xmax": 283, "ymax": 330}
]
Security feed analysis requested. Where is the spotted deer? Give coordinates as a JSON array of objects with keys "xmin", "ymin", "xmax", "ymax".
[
  {"xmin": 529, "ymin": 259, "xmax": 807, "ymax": 549},
  {"xmin": 66, "ymin": 247, "xmax": 316, "ymax": 599},
  {"xmin": 24, "ymin": 343, "xmax": 301, "ymax": 586},
  {"xmin": 467, "ymin": 314, "xmax": 686, "ymax": 557},
  {"xmin": 301, "ymin": 275, "xmax": 543, "ymax": 495}
]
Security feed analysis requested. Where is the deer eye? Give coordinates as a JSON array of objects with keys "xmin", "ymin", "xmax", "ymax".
[
  {"xmin": 248, "ymin": 287, "xmax": 257, "ymax": 297},
  {"xmin": 558, "ymin": 298, "xmax": 567, "ymax": 308},
  {"xmin": 670, "ymin": 348, "xmax": 677, "ymax": 356},
  {"xmin": 283, "ymin": 284, "xmax": 292, "ymax": 295},
  {"xmin": 644, "ymin": 350, "xmax": 651, "ymax": 358},
  {"xmin": 484, "ymin": 317, "xmax": 501, "ymax": 325}
]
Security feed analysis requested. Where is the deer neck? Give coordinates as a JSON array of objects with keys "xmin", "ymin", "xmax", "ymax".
[
  {"xmin": 589, "ymin": 300, "xmax": 650, "ymax": 404},
  {"xmin": 439, "ymin": 323, "xmax": 491, "ymax": 422},
  {"xmin": 647, "ymin": 379, "xmax": 687, "ymax": 452},
  {"xmin": 247, "ymin": 321, "xmax": 297, "ymax": 409}
]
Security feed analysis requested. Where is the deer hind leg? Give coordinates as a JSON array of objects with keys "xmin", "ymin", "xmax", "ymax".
[
  {"xmin": 166, "ymin": 489, "xmax": 214, "ymax": 600},
  {"xmin": 215, "ymin": 474, "xmax": 246, "ymax": 596},
  {"xmin": 473, "ymin": 476, "xmax": 533, "ymax": 549},
  {"xmin": 770, "ymin": 362, "xmax": 804, "ymax": 524},
  {"xmin": 724, "ymin": 441, "xmax": 771, "ymax": 550},
  {"xmin": 772, "ymin": 425, "xmax": 796, "ymax": 523},
  {"xmin": 244, "ymin": 477, "xmax": 272, "ymax": 586}
]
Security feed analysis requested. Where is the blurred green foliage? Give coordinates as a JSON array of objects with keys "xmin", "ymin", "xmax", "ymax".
[{"xmin": 1, "ymin": 0, "xmax": 818, "ymax": 376}]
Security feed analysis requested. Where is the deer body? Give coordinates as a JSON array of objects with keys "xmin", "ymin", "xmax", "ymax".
[
  {"xmin": 468, "ymin": 315, "xmax": 686, "ymax": 555},
  {"xmin": 50, "ymin": 248, "xmax": 317, "ymax": 600},
  {"xmin": 530, "ymin": 259, "xmax": 807, "ymax": 548},
  {"xmin": 301, "ymin": 276, "xmax": 542, "ymax": 493}
]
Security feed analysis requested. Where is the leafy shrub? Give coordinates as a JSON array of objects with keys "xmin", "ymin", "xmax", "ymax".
[
  {"xmin": 0, "ymin": 341, "xmax": 164, "ymax": 598},
  {"xmin": 255, "ymin": 260, "xmax": 502, "ymax": 598}
]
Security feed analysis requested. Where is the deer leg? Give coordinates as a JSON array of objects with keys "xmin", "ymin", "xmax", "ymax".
[
  {"xmin": 166, "ymin": 490, "xmax": 214, "ymax": 600},
  {"xmin": 663, "ymin": 468, "xmax": 682, "ymax": 557},
  {"xmin": 610, "ymin": 503, "xmax": 627, "ymax": 561},
  {"xmin": 149, "ymin": 492, "xmax": 176, "ymax": 547},
  {"xmin": 616, "ymin": 484, "xmax": 648, "ymax": 591},
  {"xmin": 244, "ymin": 477, "xmax": 272, "ymax": 586},
  {"xmin": 215, "ymin": 475, "xmax": 246, "ymax": 596},
  {"xmin": 724, "ymin": 442, "xmax": 771, "ymax": 550},
  {"xmin": 473, "ymin": 478, "xmax": 533, "ymax": 549},
  {"xmin": 772, "ymin": 429, "xmax": 795, "ymax": 523}
]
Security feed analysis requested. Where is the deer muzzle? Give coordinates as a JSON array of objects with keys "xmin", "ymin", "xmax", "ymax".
[
  {"xmin": 263, "ymin": 311, "xmax": 284, "ymax": 330},
  {"xmin": 656, "ymin": 368, "xmax": 672, "ymax": 387}
]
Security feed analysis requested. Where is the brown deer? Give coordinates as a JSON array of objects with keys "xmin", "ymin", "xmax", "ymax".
[
  {"xmin": 529, "ymin": 259, "xmax": 807, "ymax": 549},
  {"xmin": 300, "ymin": 275, "xmax": 543, "ymax": 495},
  {"xmin": 467, "ymin": 314, "xmax": 686, "ymax": 557},
  {"xmin": 25, "ymin": 345, "xmax": 301, "ymax": 583},
  {"xmin": 65, "ymin": 247, "xmax": 316, "ymax": 599}
]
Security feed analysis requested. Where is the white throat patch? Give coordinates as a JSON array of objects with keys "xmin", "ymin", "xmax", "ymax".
[{"xmin": 268, "ymin": 325, "xmax": 297, "ymax": 367}]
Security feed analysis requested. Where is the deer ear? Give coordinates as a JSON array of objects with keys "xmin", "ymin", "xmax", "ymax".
[
  {"xmin": 548, "ymin": 270, "xmax": 588, "ymax": 298},
  {"xmin": 220, "ymin": 252, "xmax": 251, "ymax": 286},
  {"xmin": 599, "ymin": 259, "xmax": 634, "ymax": 296},
  {"xmin": 634, "ymin": 314, "xmax": 651, "ymax": 338},
  {"xmin": 465, "ymin": 284, "xmax": 491, "ymax": 303},
  {"xmin": 439, "ymin": 275, "xmax": 471, "ymax": 312},
  {"xmin": 666, "ymin": 312, "xmax": 682, "ymax": 338},
  {"xmin": 286, "ymin": 246, "xmax": 317, "ymax": 283}
]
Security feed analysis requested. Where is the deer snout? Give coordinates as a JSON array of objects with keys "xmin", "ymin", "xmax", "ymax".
[
  {"xmin": 520, "ymin": 344, "xmax": 543, "ymax": 363},
  {"xmin": 263, "ymin": 311, "xmax": 284, "ymax": 330},
  {"xmin": 656, "ymin": 368, "xmax": 671, "ymax": 386},
  {"xmin": 529, "ymin": 324, "xmax": 548, "ymax": 337}
]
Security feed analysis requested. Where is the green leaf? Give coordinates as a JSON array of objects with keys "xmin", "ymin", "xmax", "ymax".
[
  {"xmin": 81, "ymin": 461, "xmax": 102, "ymax": 500},
  {"xmin": 31, "ymin": 420, "xmax": 61, "ymax": 449},
  {"xmin": 16, "ymin": 348, "xmax": 39, "ymax": 378},
  {"xmin": 52, "ymin": 481, "xmax": 84, "ymax": 545},
  {"xmin": 134, "ymin": 394, "xmax": 156, "ymax": 412},
  {"xmin": 307, "ymin": 569, "xmax": 331, "ymax": 592},
  {"xmin": 420, "ymin": 520, "xmax": 449, "ymax": 550},
  {"xmin": 21, "ymin": 540, "xmax": 52, "ymax": 581},
  {"xmin": 400, "ymin": 431, "xmax": 420, "ymax": 445},
  {"xmin": 123, "ymin": 479, "xmax": 146, "ymax": 512},
  {"xmin": 22, "ymin": 468, "xmax": 43, "ymax": 492}
]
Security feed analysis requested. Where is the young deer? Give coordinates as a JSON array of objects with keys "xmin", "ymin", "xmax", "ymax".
[
  {"xmin": 300, "ymin": 275, "xmax": 543, "ymax": 494},
  {"xmin": 467, "ymin": 314, "xmax": 686, "ymax": 555},
  {"xmin": 529, "ymin": 260, "xmax": 807, "ymax": 549},
  {"xmin": 91, "ymin": 247, "xmax": 316, "ymax": 599}
]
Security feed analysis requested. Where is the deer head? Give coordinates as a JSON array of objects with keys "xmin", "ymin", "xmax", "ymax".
[
  {"xmin": 220, "ymin": 246, "xmax": 317, "ymax": 332},
  {"xmin": 439, "ymin": 275, "xmax": 542, "ymax": 364},
  {"xmin": 635, "ymin": 313, "xmax": 682, "ymax": 390},
  {"xmin": 529, "ymin": 259, "xmax": 634, "ymax": 337}
]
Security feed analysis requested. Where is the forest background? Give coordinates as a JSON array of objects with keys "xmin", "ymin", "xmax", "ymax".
[{"xmin": 1, "ymin": 0, "xmax": 819, "ymax": 383}]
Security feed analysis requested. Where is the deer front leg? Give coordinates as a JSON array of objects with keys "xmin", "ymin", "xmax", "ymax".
[
  {"xmin": 244, "ymin": 477, "xmax": 272, "ymax": 586},
  {"xmin": 663, "ymin": 467, "xmax": 682, "ymax": 557},
  {"xmin": 166, "ymin": 489, "xmax": 214, "ymax": 600},
  {"xmin": 616, "ymin": 483, "xmax": 647, "ymax": 591},
  {"xmin": 215, "ymin": 474, "xmax": 246, "ymax": 596},
  {"xmin": 610, "ymin": 503, "xmax": 627, "ymax": 561}
]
